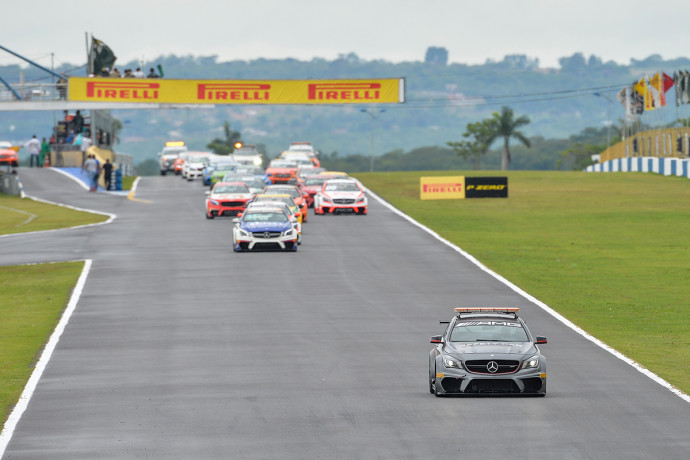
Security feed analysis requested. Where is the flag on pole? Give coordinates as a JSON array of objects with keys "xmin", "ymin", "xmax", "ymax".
[
  {"xmin": 673, "ymin": 72, "xmax": 681, "ymax": 106},
  {"xmin": 634, "ymin": 77, "xmax": 654, "ymax": 111},
  {"xmin": 89, "ymin": 36, "xmax": 117, "ymax": 75},
  {"xmin": 649, "ymin": 73, "xmax": 663, "ymax": 107}
]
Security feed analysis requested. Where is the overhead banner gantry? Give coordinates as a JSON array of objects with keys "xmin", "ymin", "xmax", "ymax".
[{"xmin": 68, "ymin": 77, "xmax": 405, "ymax": 105}]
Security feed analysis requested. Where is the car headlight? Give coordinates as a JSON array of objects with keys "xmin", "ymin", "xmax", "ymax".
[
  {"xmin": 282, "ymin": 229, "xmax": 294, "ymax": 236},
  {"xmin": 322, "ymin": 196, "xmax": 332, "ymax": 203},
  {"xmin": 443, "ymin": 356, "xmax": 462, "ymax": 369},
  {"xmin": 522, "ymin": 356, "xmax": 540, "ymax": 369},
  {"xmin": 356, "ymin": 196, "xmax": 365, "ymax": 203},
  {"xmin": 253, "ymin": 157, "xmax": 262, "ymax": 166},
  {"xmin": 238, "ymin": 229, "xmax": 250, "ymax": 237},
  {"xmin": 209, "ymin": 199, "xmax": 219, "ymax": 205}
]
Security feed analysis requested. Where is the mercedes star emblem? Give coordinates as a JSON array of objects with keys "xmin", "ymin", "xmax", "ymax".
[
  {"xmin": 487, "ymin": 361, "xmax": 499, "ymax": 373},
  {"xmin": 263, "ymin": 232, "xmax": 271, "ymax": 238}
]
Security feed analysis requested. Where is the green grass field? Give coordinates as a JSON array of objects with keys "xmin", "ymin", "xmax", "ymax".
[
  {"xmin": 0, "ymin": 262, "xmax": 84, "ymax": 423},
  {"xmin": 356, "ymin": 170, "xmax": 690, "ymax": 395},
  {"xmin": 0, "ymin": 194, "xmax": 108, "ymax": 236}
]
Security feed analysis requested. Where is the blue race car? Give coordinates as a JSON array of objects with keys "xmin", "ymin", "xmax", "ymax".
[{"xmin": 232, "ymin": 207, "xmax": 298, "ymax": 252}]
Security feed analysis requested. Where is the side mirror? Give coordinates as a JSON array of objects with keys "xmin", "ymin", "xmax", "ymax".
[
  {"xmin": 205, "ymin": 191, "xmax": 210, "ymax": 195},
  {"xmin": 535, "ymin": 336, "xmax": 547, "ymax": 344},
  {"xmin": 430, "ymin": 335, "xmax": 443, "ymax": 344},
  {"xmin": 232, "ymin": 218, "xmax": 240, "ymax": 224}
]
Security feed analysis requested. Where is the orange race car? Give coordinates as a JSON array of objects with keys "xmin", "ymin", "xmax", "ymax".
[
  {"xmin": 265, "ymin": 159, "xmax": 298, "ymax": 184},
  {"xmin": 0, "ymin": 142, "xmax": 19, "ymax": 167}
]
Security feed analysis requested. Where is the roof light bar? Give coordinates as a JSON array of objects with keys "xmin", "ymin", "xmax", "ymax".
[{"xmin": 454, "ymin": 307, "xmax": 520, "ymax": 314}]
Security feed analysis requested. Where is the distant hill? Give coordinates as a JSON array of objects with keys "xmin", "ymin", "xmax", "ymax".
[{"xmin": 1, "ymin": 50, "xmax": 688, "ymax": 167}]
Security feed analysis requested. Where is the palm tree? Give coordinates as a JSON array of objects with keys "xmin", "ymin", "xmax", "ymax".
[{"xmin": 486, "ymin": 106, "xmax": 531, "ymax": 170}]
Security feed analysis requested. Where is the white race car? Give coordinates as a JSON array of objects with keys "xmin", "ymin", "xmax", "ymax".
[{"xmin": 314, "ymin": 179, "xmax": 367, "ymax": 215}]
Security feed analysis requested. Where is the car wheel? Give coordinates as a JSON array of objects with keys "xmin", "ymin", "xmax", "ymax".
[{"xmin": 160, "ymin": 171, "xmax": 166, "ymax": 176}]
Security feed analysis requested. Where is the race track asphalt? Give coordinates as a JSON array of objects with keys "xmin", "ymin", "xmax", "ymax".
[{"xmin": 1, "ymin": 168, "xmax": 689, "ymax": 459}]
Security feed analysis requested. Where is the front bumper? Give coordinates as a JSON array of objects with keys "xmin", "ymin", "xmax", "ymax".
[
  {"xmin": 207, "ymin": 201, "xmax": 248, "ymax": 217},
  {"xmin": 434, "ymin": 367, "xmax": 546, "ymax": 395},
  {"xmin": 235, "ymin": 231, "xmax": 298, "ymax": 251},
  {"xmin": 315, "ymin": 203, "xmax": 367, "ymax": 215}
]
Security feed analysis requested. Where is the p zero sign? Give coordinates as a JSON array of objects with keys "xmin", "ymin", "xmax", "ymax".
[
  {"xmin": 68, "ymin": 77, "xmax": 405, "ymax": 105},
  {"xmin": 420, "ymin": 176, "xmax": 508, "ymax": 200}
]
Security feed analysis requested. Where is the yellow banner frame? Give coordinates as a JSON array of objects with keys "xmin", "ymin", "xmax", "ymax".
[
  {"xmin": 68, "ymin": 77, "xmax": 405, "ymax": 105},
  {"xmin": 420, "ymin": 176, "xmax": 466, "ymax": 200}
]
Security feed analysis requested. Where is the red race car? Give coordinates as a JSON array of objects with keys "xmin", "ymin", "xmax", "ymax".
[{"xmin": 205, "ymin": 182, "xmax": 255, "ymax": 219}]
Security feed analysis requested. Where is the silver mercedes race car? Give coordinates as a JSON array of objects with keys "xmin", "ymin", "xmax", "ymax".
[{"xmin": 429, "ymin": 308, "xmax": 547, "ymax": 396}]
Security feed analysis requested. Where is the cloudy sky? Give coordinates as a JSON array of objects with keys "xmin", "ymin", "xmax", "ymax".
[{"xmin": 2, "ymin": 0, "xmax": 690, "ymax": 70}]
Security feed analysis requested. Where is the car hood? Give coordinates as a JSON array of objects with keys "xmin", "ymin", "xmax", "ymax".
[
  {"xmin": 240, "ymin": 221, "xmax": 292, "ymax": 232},
  {"xmin": 444, "ymin": 341, "xmax": 536, "ymax": 357},
  {"xmin": 323, "ymin": 191, "xmax": 362, "ymax": 198},
  {"xmin": 210, "ymin": 193, "xmax": 252, "ymax": 200}
]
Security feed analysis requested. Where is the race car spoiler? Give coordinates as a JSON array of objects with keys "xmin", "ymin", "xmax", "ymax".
[{"xmin": 454, "ymin": 307, "xmax": 520, "ymax": 316}]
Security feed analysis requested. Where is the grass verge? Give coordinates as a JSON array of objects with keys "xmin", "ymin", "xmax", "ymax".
[
  {"xmin": 357, "ymin": 170, "xmax": 690, "ymax": 395},
  {"xmin": 0, "ymin": 261, "xmax": 84, "ymax": 425},
  {"xmin": 0, "ymin": 194, "xmax": 108, "ymax": 236}
]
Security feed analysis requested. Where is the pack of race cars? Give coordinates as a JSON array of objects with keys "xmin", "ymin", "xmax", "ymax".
[{"xmin": 162, "ymin": 141, "xmax": 367, "ymax": 252}]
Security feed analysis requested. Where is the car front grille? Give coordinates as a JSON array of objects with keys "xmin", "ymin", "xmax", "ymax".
[
  {"xmin": 333, "ymin": 198, "xmax": 355, "ymax": 204},
  {"xmin": 252, "ymin": 231, "xmax": 282, "ymax": 238},
  {"xmin": 275, "ymin": 174, "xmax": 291, "ymax": 178},
  {"xmin": 220, "ymin": 201, "xmax": 245, "ymax": 207},
  {"xmin": 465, "ymin": 360, "xmax": 520, "ymax": 374},
  {"xmin": 464, "ymin": 379, "xmax": 520, "ymax": 394}
]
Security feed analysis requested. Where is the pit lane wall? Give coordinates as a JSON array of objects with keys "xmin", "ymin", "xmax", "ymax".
[{"xmin": 585, "ymin": 156, "xmax": 690, "ymax": 179}]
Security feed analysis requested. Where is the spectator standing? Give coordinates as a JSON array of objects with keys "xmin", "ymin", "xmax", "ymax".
[
  {"xmin": 80, "ymin": 133, "xmax": 93, "ymax": 166},
  {"xmin": 65, "ymin": 130, "xmax": 74, "ymax": 145},
  {"xmin": 101, "ymin": 67, "xmax": 110, "ymax": 77},
  {"xmin": 147, "ymin": 68, "xmax": 160, "ymax": 78},
  {"xmin": 57, "ymin": 74, "xmax": 67, "ymax": 100},
  {"xmin": 110, "ymin": 68, "xmax": 121, "ymax": 78},
  {"xmin": 133, "ymin": 67, "xmax": 145, "ymax": 78},
  {"xmin": 102, "ymin": 159, "xmax": 114, "ymax": 190},
  {"xmin": 82, "ymin": 154, "xmax": 100, "ymax": 191},
  {"xmin": 40, "ymin": 137, "xmax": 50, "ymax": 167},
  {"xmin": 72, "ymin": 110, "xmax": 84, "ymax": 134},
  {"xmin": 24, "ymin": 135, "xmax": 41, "ymax": 167},
  {"xmin": 123, "ymin": 69, "xmax": 134, "ymax": 78}
]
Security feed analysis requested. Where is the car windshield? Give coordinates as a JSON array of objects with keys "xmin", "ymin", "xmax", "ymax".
[
  {"xmin": 241, "ymin": 178, "xmax": 265, "ymax": 188},
  {"xmin": 270, "ymin": 161, "xmax": 297, "ymax": 168},
  {"xmin": 243, "ymin": 212, "xmax": 288, "ymax": 223},
  {"xmin": 215, "ymin": 164, "xmax": 238, "ymax": 171},
  {"xmin": 256, "ymin": 196, "xmax": 294, "ymax": 206},
  {"xmin": 214, "ymin": 185, "xmax": 249, "ymax": 194},
  {"xmin": 266, "ymin": 188, "xmax": 299, "ymax": 198},
  {"xmin": 236, "ymin": 167, "xmax": 264, "ymax": 175},
  {"xmin": 304, "ymin": 178, "xmax": 327, "ymax": 186},
  {"xmin": 325, "ymin": 183, "xmax": 360, "ymax": 192},
  {"xmin": 450, "ymin": 321, "xmax": 530, "ymax": 342}
]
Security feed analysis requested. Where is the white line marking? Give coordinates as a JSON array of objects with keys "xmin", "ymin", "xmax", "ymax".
[
  {"xmin": 0, "ymin": 259, "xmax": 92, "ymax": 457},
  {"xmin": 364, "ymin": 188, "xmax": 690, "ymax": 404},
  {"xmin": 0, "ymin": 195, "xmax": 116, "ymax": 239},
  {"xmin": 0, "ymin": 205, "xmax": 37, "ymax": 227}
]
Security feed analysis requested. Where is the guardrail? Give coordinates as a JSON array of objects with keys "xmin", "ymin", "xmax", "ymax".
[{"xmin": 0, "ymin": 82, "xmax": 66, "ymax": 102}]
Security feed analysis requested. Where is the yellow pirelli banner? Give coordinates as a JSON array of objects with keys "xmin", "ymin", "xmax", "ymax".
[
  {"xmin": 420, "ymin": 176, "xmax": 466, "ymax": 200},
  {"xmin": 68, "ymin": 77, "xmax": 405, "ymax": 105}
]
